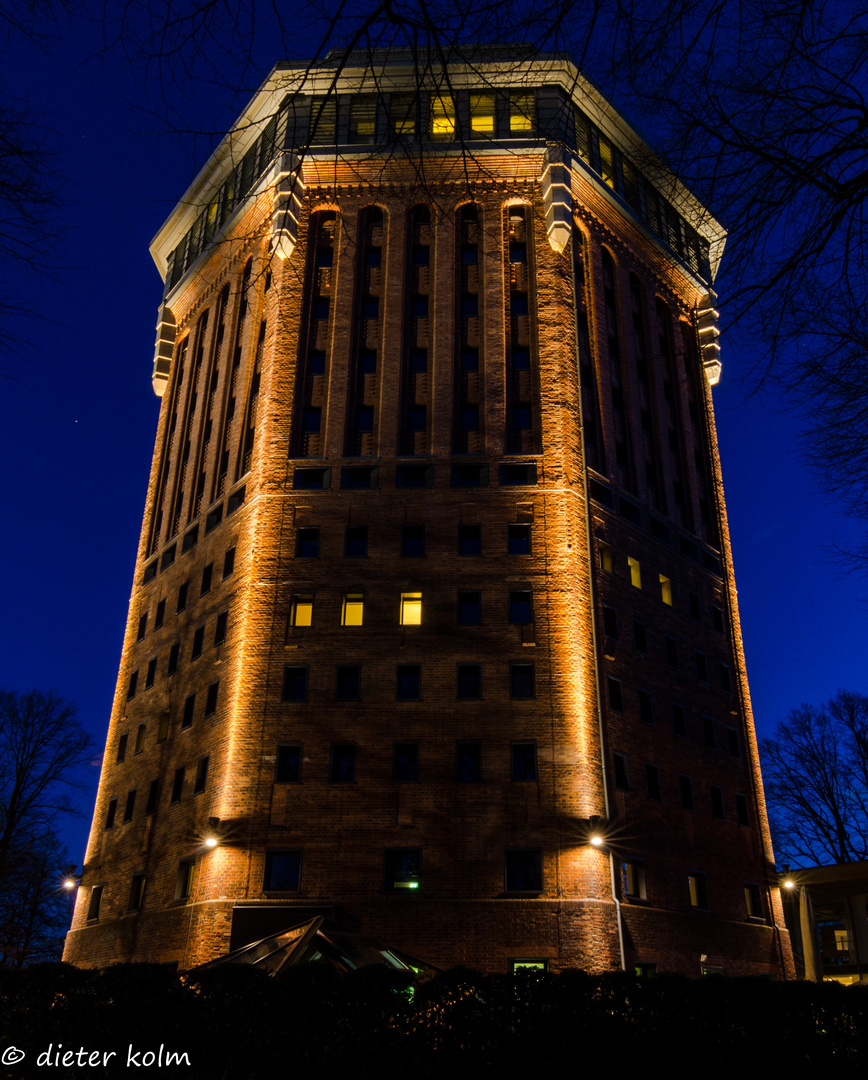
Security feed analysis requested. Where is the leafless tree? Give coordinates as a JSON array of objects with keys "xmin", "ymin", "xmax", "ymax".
[
  {"xmin": 760, "ymin": 691, "xmax": 868, "ymax": 868},
  {"xmin": 0, "ymin": 689, "xmax": 92, "ymax": 965}
]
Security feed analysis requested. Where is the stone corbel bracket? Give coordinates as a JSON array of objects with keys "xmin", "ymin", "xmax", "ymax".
[
  {"xmin": 541, "ymin": 146, "xmax": 572, "ymax": 254},
  {"xmin": 697, "ymin": 292, "xmax": 722, "ymax": 386},
  {"xmin": 271, "ymin": 152, "xmax": 305, "ymax": 263},
  {"xmin": 151, "ymin": 304, "xmax": 177, "ymax": 396}
]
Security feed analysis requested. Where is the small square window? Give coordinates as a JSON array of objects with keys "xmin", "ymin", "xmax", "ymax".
[
  {"xmin": 393, "ymin": 743, "xmax": 419, "ymax": 782},
  {"xmin": 170, "ymin": 767, "xmax": 185, "ymax": 804},
  {"xmin": 645, "ymin": 763, "xmax": 661, "ymax": 801},
  {"xmin": 598, "ymin": 540, "xmax": 613, "ymax": 572},
  {"xmin": 509, "ymin": 589, "xmax": 532, "ymax": 624},
  {"xmin": 400, "ymin": 592, "xmax": 422, "ymax": 625},
  {"xmin": 146, "ymin": 778, "xmax": 160, "ymax": 815},
  {"xmin": 659, "ymin": 574, "xmax": 672, "ymax": 606},
  {"xmin": 391, "ymin": 92, "xmax": 417, "ymax": 135},
  {"xmin": 409, "ymin": 348, "xmax": 427, "ymax": 372},
  {"xmin": 622, "ymin": 859, "xmax": 646, "ymax": 899},
  {"xmin": 672, "ymin": 702, "xmax": 687, "ymax": 738},
  {"xmin": 456, "ymin": 742, "xmax": 481, "ymax": 781},
  {"xmin": 296, "ymin": 528, "xmax": 320, "ymax": 557},
  {"xmin": 458, "ymin": 590, "xmax": 481, "ymax": 625},
  {"xmin": 469, "ymin": 91, "xmax": 495, "ymax": 132},
  {"xmin": 341, "ymin": 465, "xmax": 378, "ymax": 489},
  {"xmin": 638, "ymin": 688, "xmax": 654, "ymax": 725},
  {"xmin": 177, "ymin": 581, "xmax": 189, "ymax": 613},
  {"xmin": 127, "ymin": 874, "xmax": 146, "ymax": 912},
  {"xmin": 451, "ymin": 464, "xmax": 487, "ymax": 488},
  {"xmin": 330, "ymin": 743, "xmax": 356, "ymax": 782},
  {"xmin": 665, "ymin": 636, "xmax": 679, "ymax": 669},
  {"xmin": 174, "ymin": 859, "xmax": 195, "ymax": 901},
  {"xmin": 264, "ymin": 851, "xmax": 302, "ymax": 891},
  {"xmin": 201, "ymin": 563, "xmax": 213, "ymax": 596},
  {"xmin": 602, "ymin": 605, "xmax": 618, "ymax": 640},
  {"xmin": 702, "ymin": 715, "xmax": 716, "ymax": 748},
  {"xmin": 679, "ymin": 775, "xmax": 694, "ymax": 811},
  {"xmin": 401, "ymin": 524, "xmax": 425, "ymax": 557},
  {"xmin": 123, "ymin": 789, "xmax": 136, "ymax": 823},
  {"xmin": 276, "ymin": 744, "xmax": 302, "ymax": 782},
  {"xmin": 345, "ymin": 526, "xmax": 368, "ymax": 557},
  {"xmin": 727, "ymin": 725, "xmax": 740, "ymax": 757},
  {"xmin": 127, "ymin": 670, "xmax": 138, "ymax": 700},
  {"xmin": 511, "ymin": 348, "xmax": 530, "ymax": 370},
  {"xmin": 336, "ymin": 665, "xmax": 361, "ymax": 701},
  {"xmin": 695, "ymin": 650, "xmax": 709, "ymax": 683},
  {"xmin": 430, "ymin": 93, "xmax": 455, "ymax": 137},
  {"xmin": 508, "ymin": 523, "xmax": 531, "ymax": 555},
  {"xmin": 396, "ymin": 464, "xmax": 433, "ymax": 488},
  {"xmin": 457, "ymin": 664, "xmax": 481, "ymax": 699},
  {"xmin": 511, "ymin": 742, "xmax": 537, "ymax": 781},
  {"xmin": 744, "ymin": 883, "xmax": 763, "ymax": 918},
  {"xmin": 458, "ymin": 524, "xmax": 482, "ymax": 555},
  {"xmin": 290, "ymin": 594, "xmax": 313, "ymax": 628},
  {"xmin": 167, "ymin": 642, "xmax": 180, "ymax": 676},
  {"xmin": 282, "ymin": 663, "xmax": 308, "ymax": 700},
  {"xmin": 205, "ymin": 505, "xmax": 223, "ymax": 533},
  {"xmin": 607, "ymin": 677, "xmax": 623, "ymax": 712},
  {"xmin": 116, "ymin": 733, "xmax": 128, "ymax": 764},
  {"xmin": 385, "ymin": 849, "xmax": 421, "ymax": 892},
  {"xmin": 613, "ymin": 753, "xmax": 630, "ymax": 791},
  {"xmin": 499, "ymin": 463, "xmax": 537, "ymax": 486},
  {"xmin": 145, "ymin": 658, "xmax": 157, "ymax": 689},
  {"xmin": 105, "ymin": 798, "xmax": 118, "ymax": 829},
  {"xmin": 461, "ymin": 348, "xmax": 479, "ymax": 371},
  {"xmin": 688, "ymin": 872, "xmax": 709, "ymax": 909},
  {"xmin": 191, "ymin": 625, "xmax": 205, "ymax": 660},
  {"xmin": 719, "ymin": 663, "xmax": 732, "ymax": 694},
  {"xmin": 710, "ymin": 784, "xmax": 725, "ymax": 819},
  {"xmin": 204, "ymin": 680, "xmax": 219, "ymax": 716},
  {"xmin": 628, "ymin": 557, "xmax": 641, "ymax": 589},
  {"xmin": 633, "ymin": 619, "xmax": 647, "ymax": 653},
  {"xmin": 509, "ymin": 90, "xmax": 534, "ymax": 133},
  {"xmin": 294, "ymin": 466, "xmax": 330, "ymax": 490},
  {"xmin": 223, "ymin": 547, "xmax": 236, "ymax": 579},
  {"xmin": 460, "ymin": 295, "xmax": 479, "ymax": 318},
  {"xmin": 396, "ymin": 664, "xmax": 421, "ymax": 700},
  {"xmin": 461, "ymin": 404, "xmax": 479, "ymax": 431},
  {"xmin": 194, "ymin": 755, "xmax": 209, "ymax": 794},
  {"xmin": 154, "ymin": 599, "xmax": 166, "ymax": 629},
  {"xmin": 157, "ymin": 710, "xmax": 169, "ymax": 743},
  {"xmin": 342, "ymin": 593, "xmax": 364, "ymax": 626},
  {"xmin": 214, "ymin": 611, "xmax": 228, "ymax": 646},
  {"xmin": 182, "ymin": 694, "xmax": 195, "ymax": 730},
  {"xmin": 143, "ymin": 560, "xmax": 158, "ymax": 584},
  {"xmin": 735, "ymin": 793, "xmax": 750, "ymax": 826},
  {"xmin": 227, "ymin": 486, "xmax": 245, "ymax": 514},
  {"xmin": 510, "ymin": 663, "xmax": 535, "ymax": 699},
  {"xmin": 161, "ymin": 545, "xmax": 176, "ymax": 570},
  {"xmin": 505, "ymin": 849, "xmax": 542, "ymax": 893},
  {"xmin": 134, "ymin": 724, "xmax": 146, "ymax": 755},
  {"xmin": 136, "ymin": 613, "xmax": 147, "ymax": 642}
]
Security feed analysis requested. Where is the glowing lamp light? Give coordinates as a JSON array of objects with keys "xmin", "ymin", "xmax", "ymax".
[
  {"xmin": 62, "ymin": 864, "xmax": 80, "ymax": 890},
  {"xmin": 63, "ymin": 877, "xmax": 78, "ymax": 890},
  {"xmin": 203, "ymin": 817, "xmax": 222, "ymax": 849},
  {"xmin": 783, "ymin": 879, "xmax": 795, "ymax": 890},
  {"xmin": 204, "ymin": 836, "xmax": 219, "ymax": 849},
  {"xmin": 589, "ymin": 834, "xmax": 604, "ymax": 848}
]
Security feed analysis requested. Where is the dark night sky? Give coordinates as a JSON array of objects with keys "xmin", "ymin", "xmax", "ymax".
[{"xmin": 1, "ymin": 12, "xmax": 865, "ymax": 866}]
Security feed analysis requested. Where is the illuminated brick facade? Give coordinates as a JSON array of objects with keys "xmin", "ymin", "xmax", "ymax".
[{"xmin": 65, "ymin": 51, "xmax": 793, "ymax": 977}]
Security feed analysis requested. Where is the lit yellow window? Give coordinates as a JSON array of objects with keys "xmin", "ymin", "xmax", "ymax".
[
  {"xmin": 599, "ymin": 541, "xmax": 613, "ymax": 573},
  {"xmin": 659, "ymin": 575, "xmax": 672, "ymax": 606},
  {"xmin": 400, "ymin": 592, "xmax": 422, "ymax": 625},
  {"xmin": 599, "ymin": 135, "xmax": 616, "ymax": 189},
  {"xmin": 470, "ymin": 93, "xmax": 495, "ymax": 133},
  {"xmin": 430, "ymin": 95, "xmax": 455, "ymax": 138},
  {"xmin": 291, "ymin": 595, "xmax": 313, "ymax": 627},
  {"xmin": 342, "ymin": 593, "xmax": 364, "ymax": 626},
  {"xmin": 509, "ymin": 92, "xmax": 534, "ymax": 132},
  {"xmin": 628, "ymin": 557, "xmax": 641, "ymax": 589}
]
